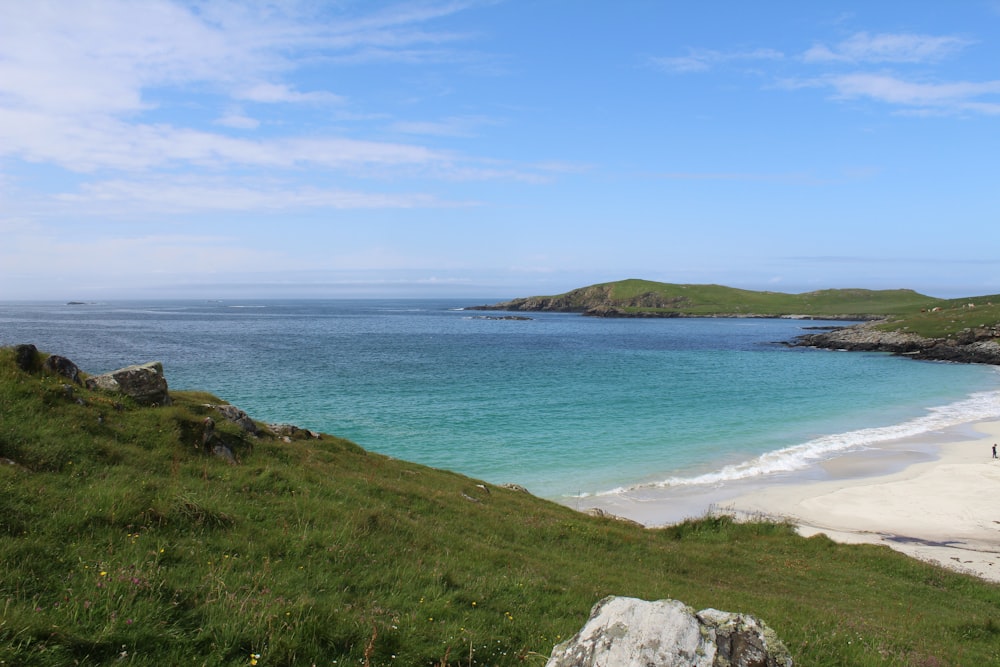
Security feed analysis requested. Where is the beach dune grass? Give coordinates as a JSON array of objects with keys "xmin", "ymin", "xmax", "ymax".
[{"xmin": 2, "ymin": 346, "xmax": 1000, "ymax": 665}]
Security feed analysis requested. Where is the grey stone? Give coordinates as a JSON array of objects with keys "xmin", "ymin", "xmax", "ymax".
[
  {"xmin": 42, "ymin": 355, "xmax": 82, "ymax": 384},
  {"xmin": 85, "ymin": 362, "xmax": 170, "ymax": 406},
  {"xmin": 211, "ymin": 404, "xmax": 259, "ymax": 436},
  {"xmin": 546, "ymin": 596, "xmax": 792, "ymax": 667}
]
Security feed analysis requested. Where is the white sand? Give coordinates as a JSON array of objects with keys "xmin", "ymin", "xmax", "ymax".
[
  {"xmin": 579, "ymin": 421, "xmax": 1000, "ymax": 583},
  {"xmin": 720, "ymin": 421, "xmax": 1000, "ymax": 583}
]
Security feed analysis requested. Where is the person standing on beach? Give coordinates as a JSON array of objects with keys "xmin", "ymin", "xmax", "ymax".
[{"xmin": 993, "ymin": 444, "xmax": 997, "ymax": 459}]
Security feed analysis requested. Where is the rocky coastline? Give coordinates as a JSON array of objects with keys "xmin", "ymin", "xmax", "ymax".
[{"xmin": 789, "ymin": 321, "xmax": 1000, "ymax": 365}]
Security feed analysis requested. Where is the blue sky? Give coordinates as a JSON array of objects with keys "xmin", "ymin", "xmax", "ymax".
[{"xmin": 2, "ymin": 1, "xmax": 999, "ymax": 300}]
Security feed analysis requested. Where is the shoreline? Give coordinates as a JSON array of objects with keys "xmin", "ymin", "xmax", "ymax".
[{"xmin": 579, "ymin": 419, "xmax": 1000, "ymax": 583}]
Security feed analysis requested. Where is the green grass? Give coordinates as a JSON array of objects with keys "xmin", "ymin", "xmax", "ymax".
[
  {"xmin": 3, "ymin": 346, "xmax": 1000, "ymax": 665},
  {"xmin": 489, "ymin": 278, "xmax": 942, "ymax": 317},
  {"xmin": 484, "ymin": 279, "xmax": 1000, "ymax": 341},
  {"xmin": 874, "ymin": 297, "xmax": 1000, "ymax": 339}
]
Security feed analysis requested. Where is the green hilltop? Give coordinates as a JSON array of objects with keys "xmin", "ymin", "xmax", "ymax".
[
  {"xmin": 3, "ymin": 346, "xmax": 1000, "ymax": 665},
  {"xmin": 471, "ymin": 278, "xmax": 1000, "ymax": 341},
  {"xmin": 472, "ymin": 278, "xmax": 941, "ymax": 318}
]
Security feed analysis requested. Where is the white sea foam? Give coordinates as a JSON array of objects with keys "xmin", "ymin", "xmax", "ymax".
[{"xmin": 598, "ymin": 386, "xmax": 1000, "ymax": 496}]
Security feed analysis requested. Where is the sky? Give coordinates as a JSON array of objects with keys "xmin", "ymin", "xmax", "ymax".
[{"xmin": 2, "ymin": 0, "xmax": 999, "ymax": 301}]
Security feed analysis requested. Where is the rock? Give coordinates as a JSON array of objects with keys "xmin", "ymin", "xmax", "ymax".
[
  {"xmin": 212, "ymin": 444, "xmax": 237, "ymax": 464},
  {"xmin": 85, "ymin": 362, "xmax": 170, "ymax": 406},
  {"xmin": 792, "ymin": 322, "xmax": 1000, "ymax": 365},
  {"xmin": 698, "ymin": 608, "xmax": 794, "ymax": 667},
  {"xmin": 500, "ymin": 483, "xmax": 531, "ymax": 494},
  {"xmin": 211, "ymin": 405, "xmax": 259, "ymax": 436},
  {"xmin": 42, "ymin": 355, "xmax": 82, "ymax": 385},
  {"xmin": 202, "ymin": 417, "xmax": 216, "ymax": 446},
  {"xmin": 546, "ymin": 596, "xmax": 792, "ymax": 667},
  {"xmin": 13, "ymin": 344, "xmax": 40, "ymax": 372},
  {"xmin": 585, "ymin": 507, "xmax": 643, "ymax": 527}
]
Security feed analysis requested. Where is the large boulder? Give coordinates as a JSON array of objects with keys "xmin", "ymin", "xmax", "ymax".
[
  {"xmin": 42, "ymin": 354, "xmax": 82, "ymax": 384},
  {"xmin": 546, "ymin": 596, "xmax": 792, "ymax": 667},
  {"xmin": 85, "ymin": 362, "xmax": 171, "ymax": 406},
  {"xmin": 13, "ymin": 344, "xmax": 40, "ymax": 372}
]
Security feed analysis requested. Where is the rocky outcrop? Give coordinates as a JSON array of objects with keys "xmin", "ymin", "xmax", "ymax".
[
  {"xmin": 546, "ymin": 596, "xmax": 792, "ymax": 667},
  {"xmin": 209, "ymin": 404, "xmax": 260, "ymax": 436},
  {"xmin": 85, "ymin": 362, "xmax": 171, "ymax": 406},
  {"xmin": 793, "ymin": 322, "xmax": 1000, "ymax": 365},
  {"xmin": 267, "ymin": 423, "xmax": 322, "ymax": 441},
  {"xmin": 13, "ymin": 344, "xmax": 40, "ymax": 372},
  {"xmin": 43, "ymin": 354, "xmax": 82, "ymax": 384}
]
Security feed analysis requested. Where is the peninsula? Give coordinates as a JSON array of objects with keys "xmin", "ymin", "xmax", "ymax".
[{"xmin": 470, "ymin": 278, "xmax": 1000, "ymax": 365}]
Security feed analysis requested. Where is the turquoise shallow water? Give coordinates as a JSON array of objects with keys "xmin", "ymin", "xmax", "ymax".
[{"xmin": 2, "ymin": 299, "xmax": 999, "ymax": 499}]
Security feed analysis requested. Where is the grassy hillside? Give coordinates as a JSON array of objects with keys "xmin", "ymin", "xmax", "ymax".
[
  {"xmin": 475, "ymin": 279, "xmax": 942, "ymax": 318},
  {"xmin": 3, "ymin": 346, "xmax": 1000, "ymax": 666},
  {"xmin": 873, "ymin": 295, "xmax": 1000, "ymax": 339}
]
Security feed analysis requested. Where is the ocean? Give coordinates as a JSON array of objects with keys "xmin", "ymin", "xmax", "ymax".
[{"xmin": 3, "ymin": 299, "xmax": 998, "ymax": 508}]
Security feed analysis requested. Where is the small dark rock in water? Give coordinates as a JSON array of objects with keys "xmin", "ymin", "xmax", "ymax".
[{"xmin": 471, "ymin": 315, "xmax": 533, "ymax": 321}]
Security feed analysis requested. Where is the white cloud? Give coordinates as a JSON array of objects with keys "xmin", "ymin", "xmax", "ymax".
[
  {"xmin": 0, "ymin": 1, "xmax": 482, "ymax": 173},
  {"xmin": 825, "ymin": 73, "xmax": 1000, "ymax": 114},
  {"xmin": 54, "ymin": 178, "xmax": 464, "ymax": 213},
  {"xmin": 236, "ymin": 83, "xmax": 345, "ymax": 105},
  {"xmin": 215, "ymin": 110, "xmax": 261, "ymax": 130},
  {"xmin": 803, "ymin": 32, "xmax": 973, "ymax": 64},
  {"xmin": 0, "ymin": 110, "xmax": 453, "ymax": 172},
  {"xmin": 651, "ymin": 48, "xmax": 784, "ymax": 73},
  {"xmin": 0, "ymin": 229, "xmax": 285, "ymax": 282},
  {"xmin": 389, "ymin": 115, "xmax": 499, "ymax": 137}
]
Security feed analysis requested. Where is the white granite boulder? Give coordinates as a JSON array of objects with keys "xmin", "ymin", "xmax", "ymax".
[
  {"xmin": 546, "ymin": 596, "xmax": 792, "ymax": 667},
  {"xmin": 85, "ymin": 362, "xmax": 171, "ymax": 406}
]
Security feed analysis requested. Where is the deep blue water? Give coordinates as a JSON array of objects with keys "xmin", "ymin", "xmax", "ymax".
[{"xmin": 2, "ymin": 299, "xmax": 998, "ymax": 499}]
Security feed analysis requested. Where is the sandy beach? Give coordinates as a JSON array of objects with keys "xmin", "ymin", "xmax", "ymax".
[{"xmin": 582, "ymin": 420, "xmax": 1000, "ymax": 583}]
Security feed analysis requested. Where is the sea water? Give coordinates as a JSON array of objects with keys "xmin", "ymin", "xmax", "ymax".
[{"xmin": 2, "ymin": 299, "xmax": 998, "ymax": 501}]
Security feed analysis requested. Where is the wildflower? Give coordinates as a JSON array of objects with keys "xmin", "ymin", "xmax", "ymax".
[
  {"xmin": 250, "ymin": 652, "xmax": 261, "ymax": 665},
  {"xmin": 99, "ymin": 571, "xmax": 107, "ymax": 577}
]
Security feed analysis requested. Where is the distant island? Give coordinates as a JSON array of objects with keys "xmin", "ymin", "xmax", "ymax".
[{"xmin": 469, "ymin": 278, "xmax": 1000, "ymax": 365}]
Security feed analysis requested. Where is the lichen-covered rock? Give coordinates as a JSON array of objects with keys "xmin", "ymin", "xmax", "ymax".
[
  {"xmin": 697, "ymin": 608, "xmax": 794, "ymax": 667},
  {"xmin": 85, "ymin": 362, "xmax": 170, "ymax": 406},
  {"xmin": 210, "ymin": 404, "xmax": 260, "ymax": 436},
  {"xmin": 546, "ymin": 596, "xmax": 792, "ymax": 667},
  {"xmin": 42, "ymin": 354, "xmax": 82, "ymax": 385}
]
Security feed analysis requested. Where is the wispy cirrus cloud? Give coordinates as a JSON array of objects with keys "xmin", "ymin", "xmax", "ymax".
[
  {"xmin": 658, "ymin": 27, "xmax": 998, "ymax": 116},
  {"xmin": 824, "ymin": 73, "xmax": 1000, "ymax": 113},
  {"xmin": 0, "ymin": 110, "xmax": 453, "ymax": 172},
  {"xmin": 650, "ymin": 47, "xmax": 784, "ymax": 73},
  {"xmin": 0, "ymin": 1, "xmax": 505, "ymax": 185},
  {"xmin": 389, "ymin": 114, "xmax": 500, "ymax": 138},
  {"xmin": 803, "ymin": 32, "xmax": 973, "ymax": 64},
  {"xmin": 53, "ymin": 177, "xmax": 468, "ymax": 214}
]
